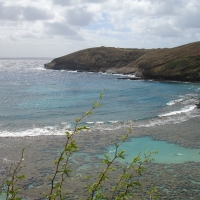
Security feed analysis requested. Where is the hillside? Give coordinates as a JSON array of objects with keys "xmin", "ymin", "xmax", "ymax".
[{"xmin": 44, "ymin": 42, "xmax": 200, "ymax": 82}]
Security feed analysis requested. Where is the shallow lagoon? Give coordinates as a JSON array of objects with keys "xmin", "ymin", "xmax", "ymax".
[{"xmin": 104, "ymin": 137, "xmax": 200, "ymax": 164}]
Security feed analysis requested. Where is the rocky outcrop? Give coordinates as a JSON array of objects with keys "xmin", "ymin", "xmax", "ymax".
[
  {"xmin": 196, "ymin": 99, "xmax": 200, "ymax": 108},
  {"xmin": 45, "ymin": 42, "xmax": 200, "ymax": 82}
]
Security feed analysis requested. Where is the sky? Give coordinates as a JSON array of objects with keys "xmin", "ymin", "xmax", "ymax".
[{"xmin": 0, "ymin": 0, "xmax": 200, "ymax": 58}]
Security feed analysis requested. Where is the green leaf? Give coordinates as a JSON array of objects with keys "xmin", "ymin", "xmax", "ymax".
[
  {"xmin": 85, "ymin": 175, "xmax": 91, "ymax": 179},
  {"xmin": 63, "ymin": 169, "xmax": 72, "ymax": 177},
  {"xmin": 17, "ymin": 175, "xmax": 26, "ymax": 179},
  {"xmin": 65, "ymin": 131, "xmax": 71, "ymax": 136},
  {"xmin": 54, "ymin": 159, "xmax": 58, "ymax": 165},
  {"xmin": 75, "ymin": 118, "xmax": 81, "ymax": 123},
  {"xmin": 103, "ymin": 153, "xmax": 109, "ymax": 159},
  {"xmin": 99, "ymin": 89, "xmax": 105, "ymax": 99},
  {"xmin": 101, "ymin": 159, "xmax": 110, "ymax": 165},
  {"xmin": 5, "ymin": 180, "xmax": 12, "ymax": 186},
  {"xmin": 117, "ymin": 150, "xmax": 126, "ymax": 159},
  {"xmin": 132, "ymin": 155, "xmax": 140, "ymax": 163},
  {"xmin": 120, "ymin": 135, "xmax": 127, "ymax": 141},
  {"xmin": 107, "ymin": 167, "xmax": 116, "ymax": 171},
  {"xmin": 111, "ymin": 186, "xmax": 117, "ymax": 191},
  {"xmin": 86, "ymin": 111, "xmax": 93, "ymax": 115},
  {"xmin": 93, "ymin": 101, "xmax": 98, "ymax": 108},
  {"xmin": 77, "ymin": 125, "xmax": 90, "ymax": 131}
]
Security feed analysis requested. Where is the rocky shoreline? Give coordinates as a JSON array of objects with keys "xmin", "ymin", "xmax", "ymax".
[{"xmin": 45, "ymin": 41, "xmax": 200, "ymax": 82}]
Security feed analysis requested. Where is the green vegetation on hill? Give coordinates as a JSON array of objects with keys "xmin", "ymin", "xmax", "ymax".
[
  {"xmin": 165, "ymin": 55, "xmax": 200, "ymax": 72},
  {"xmin": 45, "ymin": 41, "xmax": 200, "ymax": 82},
  {"xmin": 146, "ymin": 54, "xmax": 200, "ymax": 81}
]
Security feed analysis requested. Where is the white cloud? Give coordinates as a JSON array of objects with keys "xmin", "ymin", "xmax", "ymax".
[
  {"xmin": 0, "ymin": 2, "xmax": 53, "ymax": 21},
  {"xmin": 0, "ymin": 0, "xmax": 199, "ymax": 57},
  {"xmin": 65, "ymin": 7, "xmax": 94, "ymax": 26},
  {"xmin": 45, "ymin": 22, "xmax": 83, "ymax": 40}
]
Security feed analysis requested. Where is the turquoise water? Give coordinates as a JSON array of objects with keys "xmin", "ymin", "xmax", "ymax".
[
  {"xmin": 0, "ymin": 58, "xmax": 200, "ymax": 136},
  {"xmin": 0, "ymin": 194, "xmax": 6, "ymax": 200},
  {"xmin": 74, "ymin": 137, "xmax": 200, "ymax": 165},
  {"xmin": 104, "ymin": 137, "xmax": 200, "ymax": 164}
]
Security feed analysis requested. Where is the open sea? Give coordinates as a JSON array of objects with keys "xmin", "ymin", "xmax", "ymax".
[{"xmin": 0, "ymin": 57, "xmax": 200, "ymax": 137}]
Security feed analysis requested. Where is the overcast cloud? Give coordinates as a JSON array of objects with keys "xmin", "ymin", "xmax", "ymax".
[{"xmin": 0, "ymin": 0, "xmax": 199, "ymax": 57}]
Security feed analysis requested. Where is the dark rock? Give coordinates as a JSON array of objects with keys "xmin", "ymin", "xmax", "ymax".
[
  {"xmin": 45, "ymin": 42, "xmax": 200, "ymax": 82},
  {"xmin": 196, "ymin": 99, "xmax": 200, "ymax": 108},
  {"xmin": 117, "ymin": 77, "xmax": 142, "ymax": 81}
]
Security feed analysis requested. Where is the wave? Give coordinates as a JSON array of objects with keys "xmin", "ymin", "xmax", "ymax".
[
  {"xmin": 0, "ymin": 122, "xmax": 125, "ymax": 138},
  {"xmin": 94, "ymin": 121, "xmax": 105, "ymax": 124},
  {"xmin": 86, "ymin": 121, "xmax": 95, "ymax": 124},
  {"xmin": 159, "ymin": 105, "xmax": 196, "ymax": 117},
  {"xmin": 68, "ymin": 70, "xmax": 78, "ymax": 73},
  {"xmin": 1, "ymin": 100, "xmax": 199, "ymax": 138},
  {"xmin": 136, "ymin": 114, "xmax": 193, "ymax": 128},
  {"xmin": 32, "ymin": 67, "xmax": 46, "ymax": 71},
  {"xmin": 79, "ymin": 105, "xmax": 197, "ymax": 130},
  {"xmin": 1, "ymin": 108, "xmax": 200, "ymax": 137},
  {"xmin": 98, "ymin": 72, "xmax": 107, "ymax": 75},
  {"xmin": 85, "ymin": 121, "xmax": 105, "ymax": 125},
  {"xmin": 87, "ymin": 120, "xmax": 123, "ymax": 125},
  {"xmin": 167, "ymin": 98, "xmax": 184, "ymax": 106},
  {"xmin": 110, "ymin": 73, "xmax": 136, "ymax": 78},
  {"xmin": 108, "ymin": 121, "xmax": 119, "ymax": 124},
  {"xmin": 98, "ymin": 71, "xmax": 136, "ymax": 78},
  {"xmin": 167, "ymin": 95, "xmax": 199, "ymax": 106},
  {"xmin": 0, "ymin": 125, "xmax": 71, "ymax": 137},
  {"xmin": 134, "ymin": 97, "xmax": 200, "ymax": 127}
]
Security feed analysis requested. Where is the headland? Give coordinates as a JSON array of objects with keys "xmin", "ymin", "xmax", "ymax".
[{"xmin": 45, "ymin": 41, "xmax": 200, "ymax": 82}]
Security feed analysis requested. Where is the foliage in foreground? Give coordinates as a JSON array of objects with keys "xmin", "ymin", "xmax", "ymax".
[{"xmin": 0, "ymin": 91, "xmax": 159, "ymax": 200}]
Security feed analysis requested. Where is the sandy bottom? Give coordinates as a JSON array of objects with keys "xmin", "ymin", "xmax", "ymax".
[{"xmin": 0, "ymin": 117, "xmax": 200, "ymax": 199}]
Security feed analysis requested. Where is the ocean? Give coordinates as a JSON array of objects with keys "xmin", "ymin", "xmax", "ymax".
[
  {"xmin": 1, "ymin": 58, "xmax": 200, "ymax": 199},
  {"xmin": 0, "ymin": 57, "xmax": 200, "ymax": 137}
]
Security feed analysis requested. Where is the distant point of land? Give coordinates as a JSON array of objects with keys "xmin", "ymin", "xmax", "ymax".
[{"xmin": 45, "ymin": 41, "xmax": 200, "ymax": 82}]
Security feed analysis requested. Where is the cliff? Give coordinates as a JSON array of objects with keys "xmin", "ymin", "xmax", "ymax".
[{"xmin": 44, "ymin": 42, "xmax": 200, "ymax": 82}]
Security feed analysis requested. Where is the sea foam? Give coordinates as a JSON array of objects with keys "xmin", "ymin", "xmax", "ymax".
[
  {"xmin": 159, "ymin": 105, "xmax": 196, "ymax": 117},
  {"xmin": 0, "ymin": 126, "xmax": 71, "ymax": 137}
]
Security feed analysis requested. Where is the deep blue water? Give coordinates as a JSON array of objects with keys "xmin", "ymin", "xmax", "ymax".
[{"xmin": 0, "ymin": 58, "xmax": 200, "ymax": 137}]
